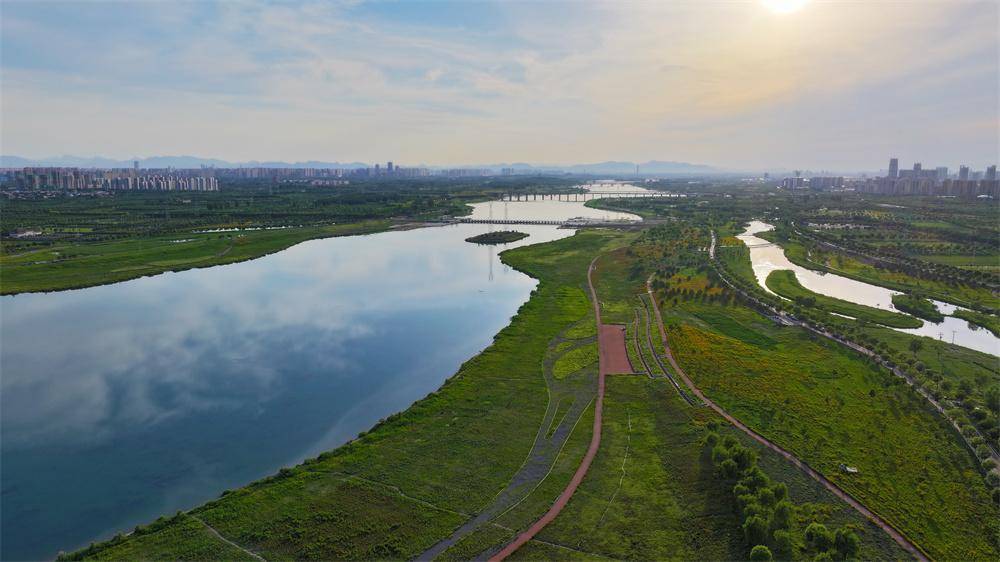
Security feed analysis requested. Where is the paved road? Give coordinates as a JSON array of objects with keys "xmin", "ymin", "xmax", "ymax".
[
  {"xmin": 488, "ymin": 256, "xmax": 609, "ymax": 561},
  {"xmin": 644, "ymin": 275, "xmax": 929, "ymax": 562}
]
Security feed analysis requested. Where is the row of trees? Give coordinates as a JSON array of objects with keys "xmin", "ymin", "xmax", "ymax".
[{"xmin": 705, "ymin": 423, "xmax": 861, "ymax": 561}]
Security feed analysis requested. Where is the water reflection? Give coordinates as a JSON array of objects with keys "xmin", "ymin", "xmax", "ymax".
[
  {"xmin": 0, "ymin": 224, "xmax": 571, "ymax": 560},
  {"xmin": 738, "ymin": 221, "xmax": 998, "ymax": 356}
]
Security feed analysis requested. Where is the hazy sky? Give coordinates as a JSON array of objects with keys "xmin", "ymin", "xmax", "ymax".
[{"xmin": 2, "ymin": 0, "xmax": 998, "ymax": 170}]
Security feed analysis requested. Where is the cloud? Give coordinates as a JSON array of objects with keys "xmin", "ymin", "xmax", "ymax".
[{"xmin": 1, "ymin": 0, "xmax": 996, "ymax": 169}]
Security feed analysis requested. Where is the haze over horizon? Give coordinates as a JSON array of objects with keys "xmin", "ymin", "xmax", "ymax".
[{"xmin": 2, "ymin": 0, "xmax": 998, "ymax": 170}]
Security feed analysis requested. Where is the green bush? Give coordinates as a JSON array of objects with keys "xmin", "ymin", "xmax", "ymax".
[{"xmin": 749, "ymin": 544, "xmax": 774, "ymax": 561}]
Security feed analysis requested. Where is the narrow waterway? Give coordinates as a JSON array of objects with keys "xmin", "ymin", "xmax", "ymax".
[{"xmin": 738, "ymin": 221, "xmax": 999, "ymax": 356}]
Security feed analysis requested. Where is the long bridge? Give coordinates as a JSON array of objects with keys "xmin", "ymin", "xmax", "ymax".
[
  {"xmin": 454, "ymin": 217, "xmax": 639, "ymax": 227},
  {"xmin": 499, "ymin": 191, "xmax": 682, "ymax": 201}
]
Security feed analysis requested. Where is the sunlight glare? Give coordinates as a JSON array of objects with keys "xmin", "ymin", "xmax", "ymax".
[{"xmin": 761, "ymin": 0, "xmax": 811, "ymax": 15}]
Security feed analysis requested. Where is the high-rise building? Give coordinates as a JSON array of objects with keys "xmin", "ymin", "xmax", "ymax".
[
  {"xmin": 959, "ymin": 165, "xmax": 970, "ymax": 180},
  {"xmin": 935, "ymin": 167, "xmax": 948, "ymax": 181},
  {"xmin": 387, "ymin": 161, "xmax": 394, "ymax": 173},
  {"xmin": 913, "ymin": 162, "xmax": 922, "ymax": 174},
  {"xmin": 888, "ymin": 157, "xmax": 899, "ymax": 179},
  {"xmin": 986, "ymin": 165, "xmax": 997, "ymax": 181}
]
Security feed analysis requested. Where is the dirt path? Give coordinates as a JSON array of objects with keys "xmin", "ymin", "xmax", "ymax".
[
  {"xmin": 193, "ymin": 516, "xmax": 267, "ymax": 562},
  {"xmin": 644, "ymin": 277, "xmax": 929, "ymax": 562},
  {"xmin": 488, "ymin": 256, "xmax": 609, "ymax": 562}
]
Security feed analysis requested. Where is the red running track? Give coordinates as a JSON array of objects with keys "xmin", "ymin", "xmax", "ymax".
[
  {"xmin": 599, "ymin": 324, "xmax": 633, "ymax": 374},
  {"xmin": 489, "ymin": 257, "xmax": 609, "ymax": 562}
]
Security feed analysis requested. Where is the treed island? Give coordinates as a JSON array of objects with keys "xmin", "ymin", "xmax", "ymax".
[{"xmin": 2, "ymin": 173, "xmax": 999, "ymax": 562}]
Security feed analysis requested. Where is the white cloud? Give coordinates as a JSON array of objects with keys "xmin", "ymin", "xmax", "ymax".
[{"xmin": 1, "ymin": 0, "xmax": 996, "ymax": 169}]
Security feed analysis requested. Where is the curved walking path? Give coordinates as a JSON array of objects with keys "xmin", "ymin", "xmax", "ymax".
[
  {"xmin": 644, "ymin": 275, "xmax": 930, "ymax": 562},
  {"xmin": 488, "ymin": 256, "xmax": 608, "ymax": 562}
]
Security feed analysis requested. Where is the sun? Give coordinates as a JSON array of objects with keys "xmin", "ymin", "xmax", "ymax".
[{"xmin": 760, "ymin": 0, "xmax": 811, "ymax": 15}]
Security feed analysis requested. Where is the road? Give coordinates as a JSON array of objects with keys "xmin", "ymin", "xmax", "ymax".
[{"xmin": 488, "ymin": 256, "xmax": 609, "ymax": 561}]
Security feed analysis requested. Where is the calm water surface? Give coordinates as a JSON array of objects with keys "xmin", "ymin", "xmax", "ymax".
[
  {"xmin": 738, "ymin": 221, "xmax": 998, "ymax": 356},
  {"xmin": 1, "ymin": 223, "xmax": 586, "ymax": 560}
]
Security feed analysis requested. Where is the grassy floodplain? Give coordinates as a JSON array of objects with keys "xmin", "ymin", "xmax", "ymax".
[
  {"xmin": 890, "ymin": 294, "xmax": 944, "ymax": 323},
  {"xmin": 657, "ymin": 279, "xmax": 999, "ymax": 560},
  {"xmin": 765, "ymin": 269, "xmax": 922, "ymax": 328},
  {"xmin": 1, "ymin": 221, "xmax": 390, "ymax": 294},
  {"xmin": 60, "ymin": 229, "xmax": 629, "ymax": 561},
  {"xmin": 953, "ymin": 309, "xmax": 1000, "ymax": 338},
  {"xmin": 762, "ymin": 229, "xmax": 1000, "ymax": 312}
]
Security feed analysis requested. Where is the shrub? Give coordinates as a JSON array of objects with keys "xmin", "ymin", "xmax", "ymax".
[
  {"xmin": 771, "ymin": 482, "xmax": 788, "ymax": 502},
  {"xmin": 749, "ymin": 544, "xmax": 774, "ymax": 561}
]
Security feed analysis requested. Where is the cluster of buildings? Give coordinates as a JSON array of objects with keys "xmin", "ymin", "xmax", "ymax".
[
  {"xmin": 5, "ymin": 166, "xmax": 218, "ymax": 191},
  {"xmin": 781, "ymin": 176, "xmax": 845, "ymax": 190},
  {"xmin": 857, "ymin": 158, "xmax": 998, "ymax": 197}
]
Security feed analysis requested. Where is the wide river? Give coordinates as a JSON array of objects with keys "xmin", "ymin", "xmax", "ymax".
[
  {"xmin": 738, "ymin": 220, "xmax": 999, "ymax": 356},
  {"xmin": 0, "ymin": 191, "xmax": 642, "ymax": 560}
]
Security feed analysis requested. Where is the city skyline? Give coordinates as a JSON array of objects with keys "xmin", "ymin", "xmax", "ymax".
[{"xmin": 2, "ymin": 1, "xmax": 998, "ymax": 169}]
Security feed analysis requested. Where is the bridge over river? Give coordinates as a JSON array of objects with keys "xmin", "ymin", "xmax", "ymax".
[{"xmin": 499, "ymin": 191, "xmax": 683, "ymax": 201}]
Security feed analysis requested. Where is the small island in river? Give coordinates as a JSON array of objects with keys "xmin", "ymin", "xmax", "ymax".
[{"xmin": 465, "ymin": 230, "xmax": 529, "ymax": 245}]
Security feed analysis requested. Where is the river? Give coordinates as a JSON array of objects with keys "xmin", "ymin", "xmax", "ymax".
[
  {"xmin": 738, "ymin": 221, "xmax": 999, "ymax": 356},
  {"xmin": 0, "ymin": 190, "xmax": 645, "ymax": 560}
]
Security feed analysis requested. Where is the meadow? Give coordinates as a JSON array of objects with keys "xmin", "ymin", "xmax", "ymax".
[{"xmin": 659, "ymin": 296, "xmax": 999, "ymax": 560}]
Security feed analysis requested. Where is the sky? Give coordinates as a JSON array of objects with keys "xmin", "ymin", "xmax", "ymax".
[{"xmin": 1, "ymin": 0, "xmax": 998, "ymax": 171}]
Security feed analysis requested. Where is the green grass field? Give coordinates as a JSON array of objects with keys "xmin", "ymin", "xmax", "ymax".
[
  {"xmin": 659, "ymin": 298, "xmax": 999, "ymax": 560},
  {"xmin": 1, "ymin": 221, "xmax": 390, "ymax": 294},
  {"xmin": 765, "ymin": 270, "xmax": 922, "ymax": 328}
]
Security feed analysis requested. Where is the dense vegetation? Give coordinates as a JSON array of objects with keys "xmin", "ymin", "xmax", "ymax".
[
  {"xmin": 890, "ymin": 293, "xmax": 944, "ymax": 322},
  {"xmin": 464, "ymin": 230, "xmax": 529, "ymax": 245}
]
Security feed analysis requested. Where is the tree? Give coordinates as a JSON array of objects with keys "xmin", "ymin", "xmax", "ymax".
[
  {"xmin": 834, "ymin": 528, "xmax": 861, "ymax": 560},
  {"xmin": 772, "ymin": 530, "xmax": 795, "ymax": 559},
  {"xmin": 749, "ymin": 545, "xmax": 773, "ymax": 561},
  {"xmin": 908, "ymin": 338, "xmax": 923, "ymax": 356},
  {"xmin": 805, "ymin": 522, "xmax": 834, "ymax": 551},
  {"xmin": 719, "ymin": 458, "xmax": 740, "ymax": 479},
  {"xmin": 743, "ymin": 515, "xmax": 769, "ymax": 546},
  {"xmin": 769, "ymin": 501, "xmax": 794, "ymax": 532}
]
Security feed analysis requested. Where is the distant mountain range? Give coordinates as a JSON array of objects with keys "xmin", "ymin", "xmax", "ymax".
[{"xmin": 0, "ymin": 155, "xmax": 726, "ymax": 175}]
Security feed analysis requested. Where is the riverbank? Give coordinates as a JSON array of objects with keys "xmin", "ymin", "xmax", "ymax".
[
  {"xmin": 57, "ymin": 230, "xmax": 628, "ymax": 561},
  {"xmin": 1, "ymin": 220, "xmax": 392, "ymax": 294}
]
